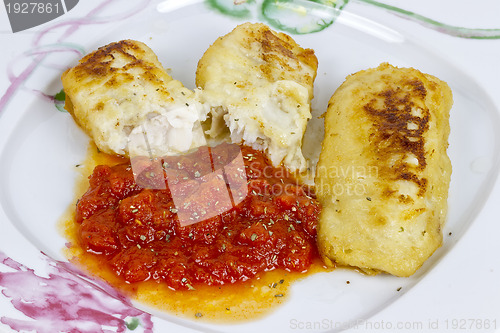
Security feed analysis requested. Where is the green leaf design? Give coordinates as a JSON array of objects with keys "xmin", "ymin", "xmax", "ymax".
[
  {"xmin": 55, "ymin": 103, "xmax": 67, "ymax": 112},
  {"xmin": 54, "ymin": 89, "xmax": 67, "ymax": 112},
  {"xmin": 205, "ymin": 0, "xmax": 500, "ymax": 39},
  {"xmin": 206, "ymin": 0, "xmax": 256, "ymax": 18},
  {"xmin": 54, "ymin": 89, "xmax": 65, "ymax": 102},
  {"xmin": 261, "ymin": 0, "xmax": 349, "ymax": 34},
  {"xmin": 126, "ymin": 317, "xmax": 140, "ymax": 331},
  {"xmin": 355, "ymin": 0, "xmax": 500, "ymax": 39}
]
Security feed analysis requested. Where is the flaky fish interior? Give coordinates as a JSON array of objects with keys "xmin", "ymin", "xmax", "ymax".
[
  {"xmin": 196, "ymin": 22, "xmax": 318, "ymax": 173},
  {"xmin": 61, "ymin": 39, "xmax": 208, "ymax": 157}
]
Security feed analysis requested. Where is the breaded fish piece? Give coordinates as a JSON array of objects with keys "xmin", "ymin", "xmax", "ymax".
[
  {"xmin": 315, "ymin": 63, "xmax": 453, "ymax": 277},
  {"xmin": 61, "ymin": 40, "xmax": 207, "ymax": 157},
  {"xmin": 196, "ymin": 22, "xmax": 318, "ymax": 172}
]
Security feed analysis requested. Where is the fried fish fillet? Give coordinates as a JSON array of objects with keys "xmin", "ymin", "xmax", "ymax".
[
  {"xmin": 196, "ymin": 22, "xmax": 318, "ymax": 172},
  {"xmin": 61, "ymin": 40, "xmax": 207, "ymax": 157},
  {"xmin": 315, "ymin": 63, "xmax": 453, "ymax": 276}
]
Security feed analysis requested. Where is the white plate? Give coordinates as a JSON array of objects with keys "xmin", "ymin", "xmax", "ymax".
[{"xmin": 1, "ymin": 1, "xmax": 499, "ymax": 332}]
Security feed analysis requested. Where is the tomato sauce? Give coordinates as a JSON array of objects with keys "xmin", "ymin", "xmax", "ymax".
[{"xmin": 74, "ymin": 143, "xmax": 321, "ymax": 291}]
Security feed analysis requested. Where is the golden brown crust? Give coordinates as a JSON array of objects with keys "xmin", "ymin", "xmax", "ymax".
[
  {"xmin": 258, "ymin": 28, "xmax": 318, "ymax": 86},
  {"xmin": 196, "ymin": 22, "xmax": 317, "ymax": 98},
  {"xmin": 61, "ymin": 39, "xmax": 196, "ymax": 156},
  {"xmin": 315, "ymin": 63, "xmax": 453, "ymax": 277},
  {"xmin": 363, "ymin": 77, "xmax": 431, "ymax": 197},
  {"xmin": 195, "ymin": 22, "xmax": 318, "ymax": 172}
]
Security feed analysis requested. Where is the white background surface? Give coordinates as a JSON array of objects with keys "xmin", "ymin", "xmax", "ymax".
[{"xmin": 0, "ymin": 1, "xmax": 499, "ymax": 332}]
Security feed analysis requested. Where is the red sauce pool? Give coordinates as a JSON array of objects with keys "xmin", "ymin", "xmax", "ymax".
[{"xmin": 74, "ymin": 143, "xmax": 321, "ymax": 291}]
